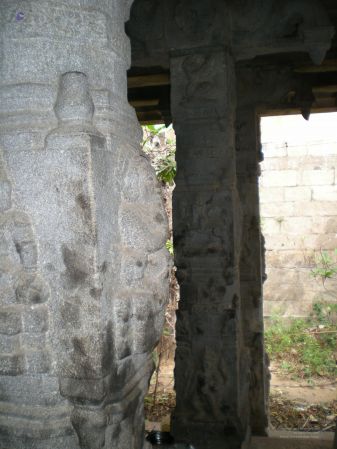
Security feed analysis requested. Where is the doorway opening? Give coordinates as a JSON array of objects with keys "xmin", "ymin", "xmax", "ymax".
[
  {"xmin": 141, "ymin": 124, "xmax": 179, "ymax": 431},
  {"xmin": 260, "ymin": 112, "xmax": 337, "ymax": 434},
  {"xmin": 126, "ymin": 65, "xmax": 178, "ymax": 432}
]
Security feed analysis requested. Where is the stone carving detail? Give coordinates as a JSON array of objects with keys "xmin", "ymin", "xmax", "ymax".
[
  {"xmin": 0, "ymin": 0, "xmax": 170, "ymax": 444},
  {"xmin": 171, "ymin": 50, "xmax": 250, "ymax": 448},
  {"xmin": 0, "ymin": 151, "xmax": 58, "ymax": 448},
  {"xmin": 126, "ymin": 0, "xmax": 166, "ymax": 66},
  {"xmin": 46, "ymin": 71, "xmax": 169, "ymax": 449},
  {"xmin": 236, "ymin": 64, "xmax": 316, "ymax": 120},
  {"xmin": 128, "ymin": 0, "xmax": 333, "ymax": 68},
  {"xmin": 0, "ymin": 152, "xmax": 50, "ymax": 376},
  {"xmin": 180, "ymin": 55, "xmax": 220, "ymax": 105},
  {"xmin": 171, "ymin": 51, "xmax": 234, "ymax": 122},
  {"xmin": 0, "ymin": 2, "xmax": 108, "ymax": 44},
  {"xmin": 233, "ymin": 0, "xmax": 334, "ymax": 63},
  {"xmin": 235, "ymin": 106, "xmax": 269, "ymax": 435},
  {"xmin": 174, "ymin": 0, "xmax": 217, "ymax": 37},
  {"xmin": 127, "ymin": 1, "xmax": 163, "ymax": 43}
]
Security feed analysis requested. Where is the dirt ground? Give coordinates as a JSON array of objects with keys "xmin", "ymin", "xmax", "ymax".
[
  {"xmin": 270, "ymin": 362, "xmax": 337, "ymax": 403},
  {"xmin": 145, "ymin": 359, "xmax": 337, "ymax": 432},
  {"xmin": 148, "ymin": 359, "xmax": 337, "ymax": 403}
]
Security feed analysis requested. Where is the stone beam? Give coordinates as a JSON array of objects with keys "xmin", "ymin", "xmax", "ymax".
[
  {"xmin": 0, "ymin": 2, "xmax": 169, "ymax": 449},
  {"xmin": 127, "ymin": 0, "xmax": 334, "ymax": 67},
  {"xmin": 236, "ymin": 63, "xmax": 317, "ymax": 119}
]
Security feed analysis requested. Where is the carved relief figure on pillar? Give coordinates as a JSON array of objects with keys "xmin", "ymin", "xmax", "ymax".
[{"xmin": 0, "ymin": 153, "xmax": 51, "ymax": 377}]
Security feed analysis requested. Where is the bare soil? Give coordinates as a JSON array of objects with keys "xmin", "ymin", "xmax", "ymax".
[
  {"xmin": 270, "ymin": 362, "xmax": 336, "ymax": 404},
  {"xmin": 145, "ymin": 359, "xmax": 337, "ymax": 432}
]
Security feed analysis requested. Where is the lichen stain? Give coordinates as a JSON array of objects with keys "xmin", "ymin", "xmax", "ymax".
[{"xmin": 62, "ymin": 245, "xmax": 89, "ymax": 286}]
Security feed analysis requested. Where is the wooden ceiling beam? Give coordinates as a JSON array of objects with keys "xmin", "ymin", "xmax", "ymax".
[
  {"xmin": 313, "ymin": 84, "xmax": 337, "ymax": 93},
  {"xmin": 139, "ymin": 119, "xmax": 165, "ymax": 125},
  {"xmin": 137, "ymin": 110, "xmax": 163, "ymax": 121},
  {"xmin": 127, "ymin": 73, "xmax": 170, "ymax": 89},
  {"xmin": 295, "ymin": 59, "xmax": 337, "ymax": 73},
  {"xmin": 129, "ymin": 98, "xmax": 160, "ymax": 107}
]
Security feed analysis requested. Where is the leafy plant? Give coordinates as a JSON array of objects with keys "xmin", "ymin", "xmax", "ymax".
[
  {"xmin": 166, "ymin": 239, "xmax": 174, "ymax": 255},
  {"xmin": 312, "ymin": 301, "xmax": 337, "ymax": 324},
  {"xmin": 141, "ymin": 125, "xmax": 179, "ymax": 414},
  {"xmin": 142, "ymin": 125, "xmax": 176, "ymax": 185},
  {"xmin": 142, "ymin": 124, "xmax": 166, "ymax": 148},
  {"xmin": 265, "ymin": 303, "xmax": 337, "ymax": 380},
  {"xmin": 156, "ymin": 148, "xmax": 176, "ymax": 185},
  {"xmin": 311, "ymin": 249, "xmax": 337, "ymax": 285}
]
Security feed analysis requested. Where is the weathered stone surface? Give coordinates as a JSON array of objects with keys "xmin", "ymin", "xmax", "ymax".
[
  {"xmin": 301, "ymin": 169, "xmax": 335, "ymax": 186},
  {"xmin": 0, "ymin": 2, "xmax": 169, "ymax": 448},
  {"xmin": 236, "ymin": 105, "xmax": 268, "ymax": 436},
  {"xmin": 260, "ymin": 170, "xmax": 298, "ymax": 187},
  {"xmin": 128, "ymin": 0, "xmax": 334, "ymax": 66},
  {"xmin": 0, "ymin": 0, "xmax": 335, "ymax": 448},
  {"xmin": 232, "ymin": 0, "xmax": 334, "ymax": 63},
  {"xmin": 284, "ymin": 187, "xmax": 312, "ymax": 202},
  {"xmin": 122, "ymin": 1, "xmax": 334, "ymax": 445},
  {"xmin": 171, "ymin": 49, "xmax": 250, "ymax": 449},
  {"xmin": 260, "ymin": 115, "xmax": 337, "ymax": 316}
]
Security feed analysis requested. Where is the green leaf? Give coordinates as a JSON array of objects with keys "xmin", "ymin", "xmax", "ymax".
[{"xmin": 166, "ymin": 239, "xmax": 174, "ymax": 255}]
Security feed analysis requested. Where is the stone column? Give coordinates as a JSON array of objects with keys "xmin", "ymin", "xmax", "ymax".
[
  {"xmin": 171, "ymin": 49, "xmax": 250, "ymax": 449},
  {"xmin": 0, "ymin": 2, "xmax": 169, "ymax": 449},
  {"xmin": 236, "ymin": 107, "xmax": 269, "ymax": 435}
]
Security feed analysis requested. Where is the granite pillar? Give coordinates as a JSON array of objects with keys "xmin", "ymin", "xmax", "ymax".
[
  {"xmin": 0, "ymin": 2, "xmax": 169, "ymax": 448},
  {"xmin": 171, "ymin": 49, "xmax": 250, "ymax": 449},
  {"xmin": 236, "ymin": 106, "xmax": 269, "ymax": 435}
]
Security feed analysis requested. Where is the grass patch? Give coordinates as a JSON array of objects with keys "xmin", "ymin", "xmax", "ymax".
[{"xmin": 265, "ymin": 302, "xmax": 337, "ymax": 379}]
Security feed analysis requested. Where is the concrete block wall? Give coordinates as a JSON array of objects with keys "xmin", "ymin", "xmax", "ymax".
[{"xmin": 260, "ymin": 113, "xmax": 337, "ymax": 318}]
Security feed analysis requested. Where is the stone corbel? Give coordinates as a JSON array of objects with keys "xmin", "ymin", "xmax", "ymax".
[
  {"xmin": 236, "ymin": 62, "xmax": 318, "ymax": 120},
  {"xmin": 122, "ymin": 0, "xmax": 137, "ymax": 22},
  {"xmin": 233, "ymin": 0, "xmax": 335, "ymax": 65},
  {"xmin": 302, "ymin": 26, "xmax": 335, "ymax": 65}
]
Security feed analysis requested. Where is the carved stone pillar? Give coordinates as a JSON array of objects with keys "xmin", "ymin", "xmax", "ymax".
[
  {"xmin": 171, "ymin": 49, "xmax": 250, "ymax": 449},
  {"xmin": 236, "ymin": 106, "xmax": 269, "ymax": 435},
  {"xmin": 0, "ymin": 2, "xmax": 169, "ymax": 449}
]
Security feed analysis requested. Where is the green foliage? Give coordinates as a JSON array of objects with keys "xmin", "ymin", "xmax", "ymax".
[
  {"xmin": 142, "ymin": 124, "xmax": 166, "ymax": 146},
  {"xmin": 142, "ymin": 125, "xmax": 176, "ymax": 185},
  {"xmin": 265, "ymin": 303, "xmax": 337, "ymax": 380},
  {"xmin": 156, "ymin": 148, "xmax": 176, "ymax": 185},
  {"xmin": 146, "ymin": 124, "xmax": 166, "ymax": 135},
  {"xmin": 311, "ymin": 249, "xmax": 337, "ymax": 285},
  {"xmin": 312, "ymin": 301, "xmax": 337, "ymax": 324},
  {"xmin": 166, "ymin": 239, "xmax": 174, "ymax": 255}
]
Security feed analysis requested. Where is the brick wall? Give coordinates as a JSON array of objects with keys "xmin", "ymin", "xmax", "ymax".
[{"xmin": 260, "ymin": 113, "xmax": 337, "ymax": 318}]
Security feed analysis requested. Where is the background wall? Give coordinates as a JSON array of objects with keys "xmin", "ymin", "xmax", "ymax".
[{"xmin": 260, "ymin": 113, "xmax": 337, "ymax": 318}]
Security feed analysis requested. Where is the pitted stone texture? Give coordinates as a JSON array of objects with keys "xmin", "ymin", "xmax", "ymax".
[
  {"xmin": 0, "ymin": 154, "xmax": 51, "ymax": 379},
  {"xmin": 171, "ymin": 50, "xmax": 250, "ymax": 449},
  {"xmin": 236, "ymin": 106, "xmax": 268, "ymax": 436},
  {"xmin": 127, "ymin": 0, "xmax": 333, "ymax": 67},
  {"xmin": 0, "ymin": 2, "xmax": 169, "ymax": 448}
]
